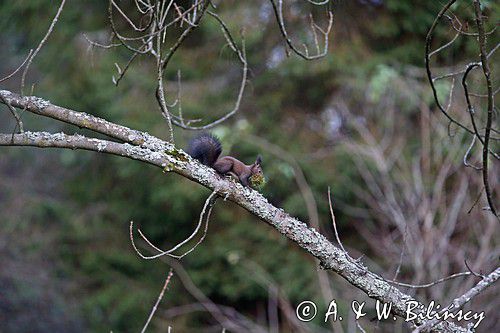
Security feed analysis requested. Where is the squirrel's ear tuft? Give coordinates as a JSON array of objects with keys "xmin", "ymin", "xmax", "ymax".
[{"xmin": 255, "ymin": 155, "xmax": 262, "ymax": 165}]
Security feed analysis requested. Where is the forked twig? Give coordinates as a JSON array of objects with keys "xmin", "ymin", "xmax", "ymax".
[
  {"xmin": 269, "ymin": 0, "xmax": 333, "ymax": 60},
  {"xmin": 130, "ymin": 191, "xmax": 218, "ymax": 260}
]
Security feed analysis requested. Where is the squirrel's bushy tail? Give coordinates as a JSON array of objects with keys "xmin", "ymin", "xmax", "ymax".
[{"xmin": 187, "ymin": 133, "xmax": 222, "ymax": 166}]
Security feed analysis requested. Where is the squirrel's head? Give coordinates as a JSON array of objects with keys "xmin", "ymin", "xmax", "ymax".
[{"xmin": 251, "ymin": 155, "xmax": 263, "ymax": 175}]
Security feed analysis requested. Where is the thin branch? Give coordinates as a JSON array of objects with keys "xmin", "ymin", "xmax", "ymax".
[
  {"xmin": 443, "ymin": 13, "xmax": 497, "ymax": 37},
  {"xmin": 429, "ymin": 25, "xmax": 461, "ymax": 58},
  {"xmin": 463, "ymin": 135, "xmax": 482, "ymax": 170},
  {"xmin": 111, "ymin": 0, "xmax": 153, "ymax": 32},
  {"xmin": 464, "ymin": 260, "xmax": 485, "ymax": 279},
  {"xmin": 0, "ymin": 49, "xmax": 33, "ymax": 83},
  {"xmin": 388, "ymin": 272, "xmax": 473, "ymax": 289},
  {"xmin": 156, "ymin": 64, "xmax": 175, "ymax": 142},
  {"xmin": 112, "ymin": 52, "xmax": 139, "ymax": 86},
  {"xmin": 164, "ymin": 259, "xmax": 260, "ymax": 333},
  {"xmin": 0, "ymin": 95, "xmax": 24, "ymax": 134},
  {"xmin": 459, "ymin": 64, "xmax": 500, "ymax": 157},
  {"xmin": 356, "ymin": 321, "xmax": 367, "ymax": 333},
  {"xmin": 328, "ymin": 187, "xmax": 347, "ymax": 254},
  {"xmin": 83, "ymin": 33, "xmax": 121, "ymax": 49},
  {"xmin": 473, "ymin": 0, "xmax": 498, "ymax": 218},
  {"xmin": 172, "ymin": 11, "xmax": 248, "ymax": 130},
  {"xmin": 412, "ymin": 266, "xmax": 500, "ymax": 333},
  {"xmin": 21, "ymin": 0, "xmax": 67, "ymax": 95},
  {"xmin": 141, "ymin": 269, "xmax": 174, "ymax": 333},
  {"xmin": 161, "ymin": 1, "xmax": 210, "ymax": 70},
  {"xmin": 269, "ymin": 0, "xmax": 333, "ymax": 60},
  {"xmin": 129, "ymin": 191, "xmax": 218, "ymax": 260},
  {"xmin": 425, "ymin": 0, "xmax": 473, "ymax": 135}
]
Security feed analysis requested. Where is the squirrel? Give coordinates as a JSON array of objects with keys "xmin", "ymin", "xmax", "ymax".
[{"xmin": 187, "ymin": 133, "xmax": 263, "ymax": 188}]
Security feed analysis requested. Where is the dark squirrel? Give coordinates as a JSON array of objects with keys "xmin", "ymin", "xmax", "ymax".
[{"xmin": 187, "ymin": 133, "xmax": 263, "ymax": 187}]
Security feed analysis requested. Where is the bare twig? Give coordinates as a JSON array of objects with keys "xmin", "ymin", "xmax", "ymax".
[
  {"xmin": 328, "ymin": 187, "xmax": 347, "ymax": 254},
  {"xmin": 425, "ymin": 0, "xmax": 473, "ymax": 134},
  {"xmin": 412, "ymin": 266, "xmax": 500, "ymax": 333},
  {"xmin": 129, "ymin": 191, "xmax": 218, "ymax": 260},
  {"xmin": 356, "ymin": 321, "xmax": 367, "ymax": 333},
  {"xmin": 388, "ymin": 272, "xmax": 473, "ymax": 289},
  {"xmin": 164, "ymin": 259, "xmax": 262, "ymax": 333},
  {"xmin": 464, "ymin": 260, "xmax": 484, "ymax": 279},
  {"xmin": 0, "ymin": 95, "xmax": 24, "ymax": 134},
  {"xmin": 269, "ymin": 0, "xmax": 333, "ymax": 60},
  {"xmin": 0, "ymin": 49, "xmax": 33, "ymax": 83},
  {"xmin": 21, "ymin": 0, "xmax": 67, "ymax": 95},
  {"xmin": 472, "ymin": 0, "xmax": 498, "ymax": 218},
  {"xmin": 112, "ymin": 52, "xmax": 139, "ymax": 86},
  {"xmin": 141, "ymin": 269, "xmax": 174, "ymax": 333},
  {"xmin": 172, "ymin": 11, "xmax": 248, "ymax": 130},
  {"xmin": 463, "ymin": 135, "xmax": 482, "ymax": 170}
]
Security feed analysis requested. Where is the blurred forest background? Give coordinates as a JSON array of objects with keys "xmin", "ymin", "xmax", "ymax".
[{"xmin": 0, "ymin": 1, "xmax": 498, "ymax": 332}]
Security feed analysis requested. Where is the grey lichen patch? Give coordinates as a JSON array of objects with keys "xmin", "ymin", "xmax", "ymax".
[
  {"xmin": 25, "ymin": 131, "xmax": 51, "ymax": 140},
  {"xmin": 87, "ymin": 138, "xmax": 108, "ymax": 152},
  {"xmin": 27, "ymin": 95, "xmax": 51, "ymax": 109},
  {"xmin": 122, "ymin": 143, "xmax": 163, "ymax": 162},
  {"xmin": 97, "ymin": 141, "xmax": 108, "ymax": 152},
  {"xmin": 52, "ymin": 132, "xmax": 67, "ymax": 141},
  {"xmin": 23, "ymin": 131, "xmax": 58, "ymax": 147},
  {"xmin": 127, "ymin": 133, "xmax": 145, "ymax": 145},
  {"xmin": 139, "ymin": 132, "xmax": 173, "ymax": 152},
  {"xmin": 0, "ymin": 90, "xmax": 13, "ymax": 97}
]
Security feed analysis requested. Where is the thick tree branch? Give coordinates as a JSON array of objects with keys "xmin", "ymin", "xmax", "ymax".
[{"xmin": 0, "ymin": 89, "xmax": 476, "ymax": 332}]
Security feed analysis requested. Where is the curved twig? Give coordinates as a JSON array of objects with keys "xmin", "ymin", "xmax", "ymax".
[
  {"xmin": 269, "ymin": 0, "xmax": 333, "ymax": 60},
  {"xmin": 0, "ymin": 49, "xmax": 33, "ymax": 83},
  {"xmin": 425, "ymin": 0, "xmax": 473, "ymax": 135},
  {"xmin": 171, "ymin": 10, "xmax": 248, "ymax": 130},
  {"xmin": 129, "ymin": 191, "xmax": 218, "ymax": 260}
]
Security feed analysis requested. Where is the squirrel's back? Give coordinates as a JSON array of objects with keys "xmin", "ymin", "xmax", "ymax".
[{"xmin": 187, "ymin": 133, "xmax": 222, "ymax": 166}]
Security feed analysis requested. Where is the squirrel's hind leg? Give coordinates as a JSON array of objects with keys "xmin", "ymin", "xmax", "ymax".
[{"xmin": 213, "ymin": 160, "xmax": 232, "ymax": 174}]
